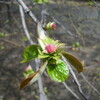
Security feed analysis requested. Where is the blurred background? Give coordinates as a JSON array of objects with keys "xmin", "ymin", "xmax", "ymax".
[{"xmin": 0, "ymin": 0, "xmax": 100, "ymax": 100}]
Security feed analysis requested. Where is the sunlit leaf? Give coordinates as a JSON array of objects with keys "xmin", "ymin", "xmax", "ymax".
[
  {"xmin": 0, "ymin": 33, "xmax": 5, "ymax": 38},
  {"xmin": 44, "ymin": 37, "xmax": 54, "ymax": 44},
  {"xmin": 34, "ymin": 0, "xmax": 48, "ymax": 4},
  {"xmin": 20, "ymin": 61, "xmax": 48, "ymax": 90},
  {"xmin": 21, "ymin": 45, "xmax": 39, "ymax": 63},
  {"xmin": 47, "ymin": 60, "xmax": 69, "ymax": 82},
  {"xmin": 38, "ymin": 54, "xmax": 49, "ymax": 58},
  {"xmin": 62, "ymin": 51, "xmax": 84, "ymax": 73}
]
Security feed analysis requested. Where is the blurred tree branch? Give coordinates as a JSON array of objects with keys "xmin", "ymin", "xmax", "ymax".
[{"xmin": 19, "ymin": 3, "xmax": 48, "ymax": 100}]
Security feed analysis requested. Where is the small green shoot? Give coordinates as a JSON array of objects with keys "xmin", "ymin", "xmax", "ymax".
[
  {"xmin": 23, "ymin": 37, "xmax": 28, "ymax": 42},
  {"xmin": 87, "ymin": 1, "xmax": 94, "ymax": 6},
  {"xmin": 34, "ymin": 0, "xmax": 48, "ymax": 4},
  {"xmin": 0, "ymin": 33, "xmax": 5, "ymax": 38}
]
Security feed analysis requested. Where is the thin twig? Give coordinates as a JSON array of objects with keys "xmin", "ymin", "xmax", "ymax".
[
  {"xmin": 63, "ymin": 82, "xmax": 80, "ymax": 100},
  {"xmin": 43, "ymin": 70, "xmax": 81, "ymax": 100},
  {"xmin": 0, "ymin": 1, "xmax": 11, "ymax": 4},
  {"xmin": 2, "ymin": 38, "xmax": 23, "ymax": 47},
  {"xmin": 17, "ymin": 0, "xmax": 38, "ymax": 24},
  {"xmin": 35, "ymin": 59, "xmax": 48, "ymax": 100},
  {"xmin": 87, "ymin": 76, "xmax": 95, "ymax": 99},
  {"xmin": 19, "ymin": 5, "xmax": 35, "ymax": 45},
  {"xmin": 70, "ymin": 19, "xmax": 85, "ymax": 46},
  {"xmin": 92, "ymin": 0, "xmax": 100, "ymax": 7},
  {"xmin": 81, "ymin": 73, "xmax": 100, "ymax": 96},
  {"xmin": 41, "ymin": 3, "xmax": 47, "ymax": 27},
  {"xmin": 62, "ymin": 56, "xmax": 88, "ymax": 100}
]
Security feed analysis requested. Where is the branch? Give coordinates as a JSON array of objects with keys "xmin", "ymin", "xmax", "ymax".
[
  {"xmin": 1, "ymin": 38, "xmax": 23, "ymax": 47},
  {"xmin": 69, "ymin": 19, "xmax": 85, "ymax": 46},
  {"xmin": 16, "ymin": 0, "xmax": 38, "ymax": 24},
  {"xmin": 81, "ymin": 73, "xmax": 100, "ymax": 96},
  {"xmin": 63, "ymin": 82, "xmax": 80, "ymax": 100},
  {"xmin": 44, "ymin": 70, "xmax": 81, "ymax": 100},
  {"xmin": 19, "ymin": 5, "xmax": 35, "ymax": 45},
  {"xmin": 35, "ymin": 59, "xmax": 48, "ymax": 100},
  {"xmin": 40, "ymin": 3, "xmax": 48, "ymax": 28},
  {"xmin": 0, "ymin": 0, "xmax": 11, "ymax": 4},
  {"xmin": 92, "ymin": 0, "xmax": 100, "ymax": 7},
  {"xmin": 62, "ymin": 56, "xmax": 88, "ymax": 100}
]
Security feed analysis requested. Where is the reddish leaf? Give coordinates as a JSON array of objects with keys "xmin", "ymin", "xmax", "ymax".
[
  {"xmin": 62, "ymin": 51, "xmax": 84, "ymax": 73},
  {"xmin": 20, "ymin": 61, "xmax": 48, "ymax": 90},
  {"xmin": 20, "ymin": 71, "xmax": 39, "ymax": 90}
]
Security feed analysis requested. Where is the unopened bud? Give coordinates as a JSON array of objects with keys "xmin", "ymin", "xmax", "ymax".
[
  {"xmin": 25, "ymin": 65, "xmax": 32, "ymax": 71},
  {"xmin": 51, "ymin": 23, "xmax": 57, "ymax": 29},
  {"xmin": 45, "ymin": 22, "xmax": 57, "ymax": 30},
  {"xmin": 46, "ymin": 44, "xmax": 57, "ymax": 53}
]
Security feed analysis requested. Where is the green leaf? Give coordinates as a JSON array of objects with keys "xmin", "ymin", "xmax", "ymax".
[
  {"xmin": 21, "ymin": 45, "xmax": 39, "ymax": 63},
  {"xmin": 0, "ymin": 33, "xmax": 5, "ymax": 38},
  {"xmin": 72, "ymin": 42, "xmax": 81, "ymax": 48},
  {"xmin": 38, "ymin": 48, "xmax": 50, "ymax": 59},
  {"xmin": 62, "ymin": 51, "xmax": 84, "ymax": 73},
  {"xmin": 43, "ymin": 37, "xmax": 54, "ymax": 45},
  {"xmin": 47, "ymin": 60, "xmax": 69, "ymax": 82},
  {"xmin": 45, "ymin": 53, "xmax": 61, "ymax": 64},
  {"xmin": 34, "ymin": 0, "xmax": 48, "ymax": 4},
  {"xmin": 38, "ymin": 54, "xmax": 49, "ymax": 59},
  {"xmin": 43, "ymin": 0, "xmax": 48, "ymax": 3},
  {"xmin": 23, "ymin": 70, "xmax": 35, "ymax": 77},
  {"xmin": 48, "ymin": 58, "xmax": 57, "ymax": 64},
  {"xmin": 0, "ymin": 46, "xmax": 5, "ymax": 50},
  {"xmin": 23, "ymin": 37, "xmax": 28, "ymax": 42}
]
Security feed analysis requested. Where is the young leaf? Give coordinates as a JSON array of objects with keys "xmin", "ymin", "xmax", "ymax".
[
  {"xmin": 43, "ymin": 0, "xmax": 48, "ymax": 3},
  {"xmin": 21, "ymin": 45, "xmax": 39, "ymax": 63},
  {"xmin": 23, "ymin": 70, "xmax": 35, "ymax": 78},
  {"xmin": 20, "ymin": 61, "xmax": 48, "ymax": 90},
  {"xmin": 44, "ymin": 37, "xmax": 54, "ymax": 44},
  {"xmin": 0, "ymin": 33, "xmax": 5, "ymax": 38},
  {"xmin": 47, "ymin": 60, "xmax": 69, "ymax": 82},
  {"xmin": 34, "ymin": 0, "xmax": 48, "ymax": 4},
  {"xmin": 20, "ymin": 71, "xmax": 39, "ymax": 90},
  {"xmin": 62, "ymin": 51, "xmax": 84, "ymax": 73},
  {"xmin": 38, "ymin": 54, "xmax": 49, "ymax": 59}
]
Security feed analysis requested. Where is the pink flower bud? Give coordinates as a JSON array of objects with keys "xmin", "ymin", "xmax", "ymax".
[
  {"xmin": 46, "ymin": 44, "xmax": 57, "ymax": 53},
  {"xmin": 26, "ymin": 65, "xmax": 32, "ymax": 71},
  {"xmin": 51, "ymin": 24, "xmax": 57, "ymax": 29}
]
